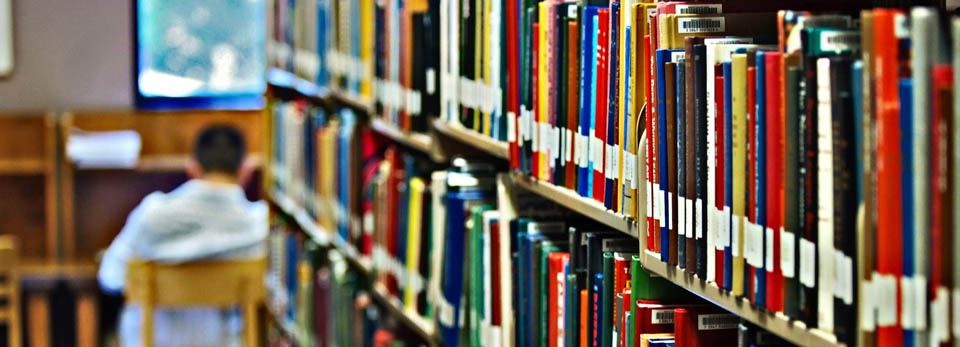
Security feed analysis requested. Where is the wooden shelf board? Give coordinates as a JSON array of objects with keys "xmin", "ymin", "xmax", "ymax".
[
  {"xmin": 508, "ymin": 171, "xmax": 634, "ymax": 236},
  {"xmin": 371, "ymin": 284, "xmax": 439, "ymax": 346},
  {"xmin": 267, "ymin": 67, "xmax": 331, "ymax": 99},
  {"xmin": 266, "ymin": 301, "xmax": 314, "ymax": 346},
  {"xmin": 0, "ymin": 158, "xmax": 47, "ymax": 174},
  {"xmin": 369, "ymin": 119, "xmax": 440, "ymax": 160},
  {"xmin": 640, "ymin": 250, "xmax": 842, "ymax": 347},
  {"xmin": 431, "ymin": 119, "xmax": 509, "ymax": 159},
  {"xmin": 330, "ymin": 89, "xmax": 375, "ymax": 115}
]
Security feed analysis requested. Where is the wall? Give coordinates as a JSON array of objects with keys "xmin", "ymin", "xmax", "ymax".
[{"xmin": 0, "ymin": 0, "xmax": 132, "ymax": 112}]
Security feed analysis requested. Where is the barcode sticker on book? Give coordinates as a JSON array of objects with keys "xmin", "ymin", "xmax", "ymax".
[
  {"xmin": 671, "ymin": 51, "xmax": 685, "ymax": 62},
  {"xmin": 697, "ymin": 313, "xmax": 738, "ymax": 330},
  {"xmin": 677, "ymin": 17, "xmax": 725, "ymax": 34},
  {"xmin": 676, "ymin": 4, "xmax": 722, "ymax": 15},
  {"xmin": 799, "ymin": 238, "xmax": 816, "ymax": 287},
  {"xmin": 818, "ymin": 31, "xmax": 860, "ymax": 54},
  {"xmin": 780, "ymin": 229, "xmax": 795, "ymax": 278},
  {"xmin": 651, "ymin": 309, "xmax": 675, "ymax": 324}
]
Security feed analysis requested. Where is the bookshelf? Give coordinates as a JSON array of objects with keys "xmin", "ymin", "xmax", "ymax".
[
  {"xmin": 267, "ymin": 67, "xmax": 331, "ymax": 100},
  {"xmin": 431, "ymin": 119, "xmax": 510, "ymax": 160},
  {"xmin": 369, "ymin": 118, "xmax": 444, "ymax": 162},
  {"xmin": 265, "ymin": 188, "xmax": 438, "ymax": 345},
  {"xmin": 330, "ymin": 89, "xmax": 375, "ymax": 115},
  {"xmin": 639, "ymin": 250, "xmax": 842, "ymax": 347},
  {"xmin": 507, "ymin": 171, "xmax": 635, "ymax": 236},
  {"xmin": 266, "ymin": 303, "xmax": 314, "ymax": 346}
]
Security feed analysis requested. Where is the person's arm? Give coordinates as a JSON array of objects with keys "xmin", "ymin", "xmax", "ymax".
[{"xmin": 97, "ymin": 193, "xmax": 158, "ymax": 294}]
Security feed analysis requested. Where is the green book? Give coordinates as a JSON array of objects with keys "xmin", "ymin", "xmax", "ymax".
[
  {"xmin": 602, "ymin": 252, "xmax": 614, "ymax": 347},
  {"xmin": 469, "ymin": 205, "xmax": 494, "ymax": 347},
  {"xmin": 629, "ymin": 254, "xmax": 686, "ymax": 301}
]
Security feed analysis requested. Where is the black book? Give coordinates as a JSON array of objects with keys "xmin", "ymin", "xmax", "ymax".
[
  {"xmin": 677, "ymin": 57, "xmax": 687, "ymax": 269},
  {"xmin": 459, "ymin": 0, "xmax": 476, "ymax": 129},
  {"xmin": 411, "ymin": 11, "xmax": 428, "ymax": 132},
  {"xmin": 783, "ymin": 64, "xmax": 803, "ymax": 319},
  {"xmin": 829, "ymin": 56, "xmax": 856, "ymax": 345},
  {"xmin": 798, "ymin": 29, "xmax": 818, "ymax": 326},
  {"xmin": 694, "ymin": 43, "xmax": 708, "ymax": 279},
  {"xmin": 556, "ymin": 3, "xmax": 570, "ymax": 186}
]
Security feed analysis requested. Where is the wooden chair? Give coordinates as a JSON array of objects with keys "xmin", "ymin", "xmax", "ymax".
[
  {"xmin": 124, "ymin": 258, "xmax": 266, "ymax": 347},
  {"xmin": 0, "ymin": 235, "xmax": 22, "ymax": 347}
]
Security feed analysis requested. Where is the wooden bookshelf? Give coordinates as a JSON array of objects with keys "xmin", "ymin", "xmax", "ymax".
[
  {"xmin": 507, "ymin": 171, "xmax": 634, "ymax": 236},
  {"xmin": 266, "ymin": 303, "xmax": 314, "ymax": 346},
  {"xmin": 267, "ymin": 188, "xmax": 438, "ymax": 345},
  {"xmin": 639, "ymin": 250, "xmax": 842, "ymax": 347},
  {"xmin": 369, "ymin": 118, "xmax": 443, "ymax": 162},
  {"xmin": 431, "ymin": 119, "xmax": 509, "ymax": 159}
]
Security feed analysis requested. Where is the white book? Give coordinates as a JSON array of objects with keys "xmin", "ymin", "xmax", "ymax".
[
  {"xmin": 427, "ymin": 171, "xmax": 449, "ymax": 306},
  {"xmin": 816, "ymin": 57, "xmax": 834, "ymax": 332}
]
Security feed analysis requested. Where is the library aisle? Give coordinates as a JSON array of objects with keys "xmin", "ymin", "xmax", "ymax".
[{"xmin": 2, "ymin": 0, "xmax": 960, "ymax": 346}]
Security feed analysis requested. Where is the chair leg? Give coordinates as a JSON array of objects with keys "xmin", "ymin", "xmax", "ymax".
[{"xmin": 244, "ymin": 302, "xmax": 258, "ymax": 347}]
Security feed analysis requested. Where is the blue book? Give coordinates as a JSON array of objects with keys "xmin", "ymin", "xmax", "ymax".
[
  {"xmin": 622, "ymin": 26, "xmax": 633, "ymax": 213},
  {"xmin": 605, "ymin": 2, "xmax": 621, "ymax": 210},
  {"xmin": 754, "ymin": 51, "xmax": 767, "ymax": 307},
  {"xmin": 723, "ymin": 60, "xmax": 734, "ymax": 292},
  {"xmin": 656, "ymin": 49, "xmax": 683, "ymax": 263},
  {"xmin": 515, "ymin": 218, "xmax": 531, "ymax": 346},
  {"xmin": 899, "ymin": 78, "xmax": 916, "ymax": 347},
  {"xmin": 440, "ymin": 190, "xmax": 492, "ymax": 347},
  {"xmin": 591, "ymin": 273, "xmax": 605, "ymax": 347},
  {"xmin": 677, "ymin": 58, "xmax": 686, "ymax": 268},
  {"xmin": 579, "ymin": 8, "xmax": 601, "ymax": 198}
]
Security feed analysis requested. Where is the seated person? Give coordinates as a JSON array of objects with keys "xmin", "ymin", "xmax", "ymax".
[{"xmin": 98, "ymin": 125, "xmax": 267, "ymax": 347}]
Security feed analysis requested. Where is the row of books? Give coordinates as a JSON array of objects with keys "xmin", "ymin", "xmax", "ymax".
[
  {"xmin": 267, "ymin": 220, "xmax": 421, "ymax": 347},
  {"xmin": 268, "ymin": 0, "xmax": 374, "ymax": 100}
]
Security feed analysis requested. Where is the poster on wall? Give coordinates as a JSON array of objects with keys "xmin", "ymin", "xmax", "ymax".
[{"xmin": 0, "ymin": 0, "xmax": 12, "ymax": 77}]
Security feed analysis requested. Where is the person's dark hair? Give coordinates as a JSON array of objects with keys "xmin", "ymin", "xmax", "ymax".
[{"xmin": 194, "ymin": 125, "xmax": 245, "ymax": 175}]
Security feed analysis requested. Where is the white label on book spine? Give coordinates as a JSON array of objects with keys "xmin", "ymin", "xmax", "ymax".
[
  {"xmin": 532, "ymin": 119, "xmax": 540, "ymax": 152},
  {"xmin": 658, "ymin": 189, "xmax": 666, "ymax": 226},
  {"xmin": 876, "ymin": 273, "xmax": 898, "ymax": 326},
  {"xmin": 577, "ymin": 134, "xmax": 588, "ymax": 167},
  {"xmin": 860, "ymin": 278, "xmax": 877, "ymax": 331},
  {"xmin": 592, "ymin": 137, "xmax": 604, "ymax": 172},
  {"xmin": 695, "ymin": 199, "xmax": 703, "ymax": 239},
  {"xmin": 606, "ymin": 144, "xmax": 615, "ymax": 179},
  {"xmin": 507, "ymin": 112, "xmax": 517, "ymax": 143},
  {"xmin": 438, "ymin": 298, "xmax": 456, "ymax": 326},
  {"xmin": 552, "ymin": 126, "xmax": 561, "ymax": 161},
  {"xmin": 650, "ymin": 309, "xmax": 675, "ymax": 324},
  {"xmin": 954, "ymin": 289, "xmax": 960, "ymax": 337},
  {"xmin": 624, "ymin": 153, "xmax": 635, "ymax": 190},
  {"xmin": 676, "ymin": 4, "xmax": 722, "ymax": 14},
  {"xmin": 799, "ymin": 238, "xmax": 816, "ymax": 288},
  {"xmin": 746, "ymin": 222, "xmax": 763, "ymax": 268},
  {"xmin": 686, "ymin": 199, "xmax": 693, "ymax": 239},
  {"xmin": 677, "ymin": 198, "xmax": 687, "ymax": 238},
  {"xmin": 677, "ymin": 17, "xmax": 726, "ymax": 34},
  {"xmin": 818, "ymin": 31, "xmax": 860, "ymax": 54},
  {"xmin": 915, "ymin": 276, "xmax": 928, "ymax": 330},
  {"xmin": 932, "ymin": 287, "xmax": 950, "ymax": 343},
  {"xmin": 764, "ymin": 227, "xmax": 774, "ymax": 271},
  {"xmin": 667, "ymin": 192, "xmax": 673, "ymax": 231},
  {"xmin": 697, "ymin": 313, "xmax": 739, "ymax": 330},
  {"xmin": 780, "ymin": 230, "xmax": 795, "ymax": 278},
  {"xmin": 426, "ymin": 68, "xmax": 437, "ymax": 95},
  {"xmin": 731, "ymin": 218, "xmax": 741, "ymax": 257},
  {"xmin": 833, "ymin": 250, "xmax": 853, "ymax": 305},
  {"xmin": 901, "ymin": 276, "xmax": 916, "ymax": 329},
  {"xmin": 646, "ymin": 181, "xmax": 653, "ymax": 217},
  {"xmin": 671, "ymin": 51, "xmax": 685, "ymax": 62},
  {"xmin": 566, "ymin": 129, "xmax": 574, "ymax": 163}
]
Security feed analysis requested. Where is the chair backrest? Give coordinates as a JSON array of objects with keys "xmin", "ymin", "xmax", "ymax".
[
  {"xmin": 125, "ymin": 258, "xmax": 266, "ymax": 347},
  {"xmin": 0, "ymin": 235, "xmax": 22, "ymax": 347}
]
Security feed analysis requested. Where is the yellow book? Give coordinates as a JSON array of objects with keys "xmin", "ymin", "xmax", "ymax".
[
  {"xmin": 403, "ymin": 177, "xmax": 426, "ymax": 310},
  {"xmin": 640, "ymin": 333, "xmax": 675, "ymax": 347},
  {"xmin": 473, "ymin": 0, "xmax": 483, "ymax": 131},
  {"xmin": 360, "ymin": 0, "xmax": 375, "ymax": 98},
  {"xmin": 658, "ymin": 13, "xmax": 673, "ymax": 50},
  {"xmin": 538, "ymin": 1, "xmax": 549, "ymax": 180},
  {"xmin": 636, "ymin": 3, "xmax": 656, "ymax": 220},
  {"xmin": 617, "ymin": 1, "xmax": 637, "ymax": 215},
  {"xmin": 730, "ymin": 53, "xmax": 747, "ymax": 296}
]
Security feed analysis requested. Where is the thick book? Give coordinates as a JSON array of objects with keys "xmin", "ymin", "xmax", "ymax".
[
  {"xmin": 783, "ymin": 62, "xmax": 803, "ymax": 319},
  {"xmin": 677, "ymin": 58, "xmax": 687, "ymax": 269},
  {"xmin": 606, "ymin": 2, "xmax": 621, "ymax": 212},
  {"xmin": 828, "ymin": 55, "xmax": 857, "ymax": 346},
  {"xmin": 580, "ymin": 7, "xmax": 602, "ymax": 198},
  {"xmin": 874, "ymin": 9, "xmax": 905, "ymax": 346},
  {"xmin": 694, "ymin": 42, "xmax": 708, "ymax": 279},
  {"xmin": 594, "ymin": 8, "xmax": 611, "ymax": 204},
  {"xmin": 665, "ymin": 61, "xmax": 679, "ymax": 266},
  {"xmin": 685, "ymin": 37, "xmax": 703, "ymax": 275},
  {"xmin": 764, "ymin": 51, "xmax": 785, "ymax": 314},
  {"xmin": 730, "ymin": 52, "xmax": 747, "ymax": 297}
]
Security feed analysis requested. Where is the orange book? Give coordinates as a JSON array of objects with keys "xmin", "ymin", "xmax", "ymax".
[{"xmin": 580, "ymin": 289, "xmax": 589, "ymax": 347}]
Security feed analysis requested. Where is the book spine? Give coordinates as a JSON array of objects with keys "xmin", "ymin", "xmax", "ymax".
[
  {"xmin": 695, "ymin": 43, "xmax": 709, "ymax": 280},
  {"xmin": 595, "ymin": 9, "xmax": 610, "ymax": 204},
  {"xmin": 723, "ymin": 60, "xmax": 734, "ymax": 292},
  {"xmin": 731, "ymin": 53, "xmax": 747, "ymax": 297},
  {"xmin": 816, "ymin": 57, "xmax": 835, "ymax": 332},
  {"xmin": 665, "ymin": 61, "xmax": 678, "ymax": 265},
  {"xmin": 765, "ymin": 51, "xmax": 784, "ymax": 314}
]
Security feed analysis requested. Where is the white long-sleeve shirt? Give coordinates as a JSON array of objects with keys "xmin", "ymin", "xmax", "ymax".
[{"xmin": 98, "ymin": 179, "xmax": 268, "ymax": 347}]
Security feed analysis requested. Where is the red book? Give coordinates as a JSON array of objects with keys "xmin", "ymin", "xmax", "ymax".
[
  {"xmin": 567, "ymin": 21, "xmax": 581, "ymax": 190},
  {"xmin": 614, "ymin": 253, "xmax": 631, "ymax": 331},
  {"xmin": 874, "ymin": 9, "xmax": 904, "ymax": 347},
  {"xmin": 764, "ymin": 52, "xmax": 784, "ymax": 313},
  {"xmin": 532, "ymin": 22, "xmax": 540, "ymax": 178},
  {"xmin": 491, "ymin": 219, "xmax": 502, "ymax": 325},
  {"xmin": 746, "ymin": 66, "xmax": 757, "ymax": 302},
  {"xmin": 384, "ymin": 147, "xmax": 401, "ymax": 295},
  {"xmin": 714, "ymin": 67, "xmax": 725, "ymax": 289},
  {"xmin": 548, "ymin": 252, "xmax": 571, "ymax": 347},
  {"xmin": 673, "ymin": 307, "xmax": 738, "ymax": 347},
  {"xmin": 581, "ymin": 289, "xmax": 589, "ymax": 347},
  {"xmin": 633, "ymin": 301, "xmax": 707, "ymax": 342},
  {"xmin": 506, "ymin": 0, "xmax": 520, "ymax": 170},
  {"xmin": 930, "ymin": 64, "xmax": 952, "ymax": 320},
  {"xmin": 645, "ymin": 34, "xmax": 657, "ymax": 252},
  {"xmin": 594, "ymin": 9, "xmax": 610, "ymax": 203}
]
